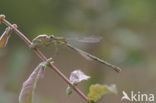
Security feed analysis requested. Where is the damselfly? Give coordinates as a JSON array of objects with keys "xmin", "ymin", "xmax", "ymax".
[{"xmin": 30, "ymin": 34, "xmax": 121, "ymax": 72}]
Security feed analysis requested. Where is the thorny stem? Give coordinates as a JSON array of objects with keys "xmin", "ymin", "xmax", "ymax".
[{"xmin": 2, "ymin": 18, "xmax": 89, "ymax": 102}]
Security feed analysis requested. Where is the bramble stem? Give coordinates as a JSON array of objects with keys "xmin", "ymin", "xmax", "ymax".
[{"xmin": 2, "ymin": 18, "xmax": 88, "ymax": 102}]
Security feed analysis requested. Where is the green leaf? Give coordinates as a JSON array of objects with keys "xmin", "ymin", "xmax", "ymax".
[
  {"xmin": 88, "ymin": 84, "xmax": 117, "ymax": 103},
  {"xmin": 66, "ymin": 86, "xmax": 73, "ymax": 96},
  {"xmin": 0, "ymin": 27, "xmax": 13, "ymax": 47}
]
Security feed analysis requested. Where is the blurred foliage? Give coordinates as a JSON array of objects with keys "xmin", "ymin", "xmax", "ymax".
[
  {"xmin": 34, "ymin": 95, "xmax": 55, "ymax": 103},
  {"xmin": 0, "ymin": 90, "xmax": 14, "ymax": 103},
  {"xmin": 6, "ymin": 47, "xmax": 31, "ymax": 92},
  {"xmin": 0, "ymin": 0, "xmax": 156, "ymax": 103}
]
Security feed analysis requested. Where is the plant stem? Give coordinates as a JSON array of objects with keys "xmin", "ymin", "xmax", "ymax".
[{"xmin": 2, "ymin": 19, "xmax": 88, "ymax": 102}]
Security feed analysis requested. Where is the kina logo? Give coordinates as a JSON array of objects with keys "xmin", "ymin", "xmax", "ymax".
[{"xmin": 121, "ymin": 91, "xmax": 155, "ymax": 102}]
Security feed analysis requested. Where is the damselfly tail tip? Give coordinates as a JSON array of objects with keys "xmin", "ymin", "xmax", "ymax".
[{"xmin": 114, "ymin": 66, "xmax": 122, "ymax": 73}]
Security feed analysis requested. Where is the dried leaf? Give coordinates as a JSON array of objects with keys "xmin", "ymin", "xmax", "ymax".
[
  {"xmin": 19, "ymin": 63, "xmax": 46, "ymax": 103},
  {"xmin": 19, "ymin": 58, "xmax": 53, "ymax": 103},
  {"xmin": 88, "ymin": 84, "xmax": 117, "ymax": 103},
  {"xmin": 66, "ymin": 70, "xmax": 90, "ymax": 96},
  {"xmin": 0, "ymin": 27, "xmax": 13, "ymax": 47},
  {"xmin": 69, "ymin": 70, "xmax": 90, "ymax": 84}
]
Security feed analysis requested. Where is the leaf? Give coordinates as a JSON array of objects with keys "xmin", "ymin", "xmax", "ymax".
[
  {"xmin": 69, "ymin": 70, "xmax": 90, "ymax": 84},
  {"xmin": 66, "ymin": 86, "xmax": 73, "ymax": 96},
  {"xmin": 88, "ymin": 84, "xmax": 117, "ymax": 103},
  {"xmin": 66, "ymin": 70, "xmax": 90, "ymax": 96},
  {"xmin": 0, "ymin": 24, "xmax": 17, "ymax": 48},
  {"xmin": 19, "ymin": 63, "xmax": 46, "ymax": 103},
  {"xmin": 0, "ymin": 27, "xmax": 13, "ymax": 47},
  {"xmin": 19, "ymin": 58, "xmax": 53, "ymax": 103}
]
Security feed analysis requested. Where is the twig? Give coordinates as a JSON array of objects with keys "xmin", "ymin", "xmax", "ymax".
[{"xmin": 2, "ymin": 18, "xmax": 88, "ymax": 102}]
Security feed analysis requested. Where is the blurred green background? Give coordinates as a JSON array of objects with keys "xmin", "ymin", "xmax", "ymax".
[{"xmin": 0, "ymin": 0, "xmax": 156, "ymax": 103}]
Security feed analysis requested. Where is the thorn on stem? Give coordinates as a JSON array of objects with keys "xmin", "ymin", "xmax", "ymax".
[
  {"xmin": 12, "ymin": 24, "xmax": 18, "ymax": 29},
  {"xmin": 0, "ymin": 14, "xmax": 6, "ymax": 23}
]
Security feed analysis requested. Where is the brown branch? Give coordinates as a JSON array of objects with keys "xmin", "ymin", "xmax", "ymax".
[{"xmin": 2, "ymin": 16, "xmax": 88, "ymax": 102}]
